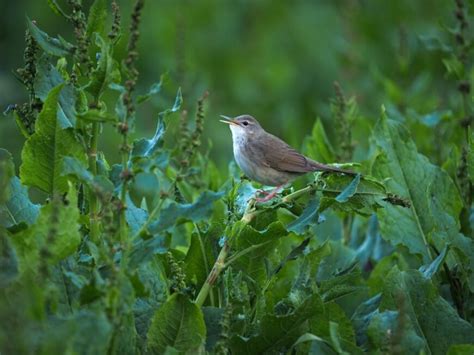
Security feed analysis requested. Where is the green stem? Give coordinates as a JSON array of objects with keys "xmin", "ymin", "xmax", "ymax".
[
  {"xmin": 88, "ymin": 122, "xmax": 100, "ymax": 242},
  {"xmin": 119, "ymin": 138, "xmax": 129, "ymax": 243}
]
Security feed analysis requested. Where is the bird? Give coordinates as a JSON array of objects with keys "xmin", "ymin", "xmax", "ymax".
[{"xmin": 220, "ymin": 114, "xmax": 355, "ymax": 202}]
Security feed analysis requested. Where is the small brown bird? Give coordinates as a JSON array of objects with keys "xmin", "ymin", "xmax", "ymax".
[{"xmin": 220, "ymin": 114, "xmax": 355, "ymax": 202}]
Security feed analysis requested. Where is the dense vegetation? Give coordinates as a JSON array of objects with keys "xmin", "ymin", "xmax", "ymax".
[{"xmin": 1, "ymin": 0, "xmax": 474, "ymax": 353}]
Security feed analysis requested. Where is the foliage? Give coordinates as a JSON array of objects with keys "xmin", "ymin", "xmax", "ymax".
[{"xmin": 1, "ymin": 1, "xmax": 474, "ymax": 354}]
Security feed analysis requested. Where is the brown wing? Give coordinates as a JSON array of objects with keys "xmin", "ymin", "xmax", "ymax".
[
  {"xmin": 248, "ymin": 132, "xmax": 356, "ymax": 175},
  {"xmin": 248, "ymin": 132, "xmax": 315, "ymax": 173}
]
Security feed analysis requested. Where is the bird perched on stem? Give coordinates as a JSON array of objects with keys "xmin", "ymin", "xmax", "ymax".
[{"xmin": 220, "ymin": 114, "xmax": 355, "ymax": 202}]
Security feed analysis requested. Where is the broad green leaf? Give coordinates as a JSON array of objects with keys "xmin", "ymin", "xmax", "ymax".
[
  {"xmin": 125, "ymin": 195, "xmax": 148, "ymax": 235},
  {"xmin": 319, "ymin": 174, "xmax": 387, "ymax": 216},
  {"xmin": 147, "ymin": 294, "xmax": 206, "ymax": 353},
  {"xmin": 379, "ymin": 266, "xmax": 474, "ymax": 354},
  {"xmin": 304, "ymin": 119, "xmax": 336, "ymax": 163},
  {"xmin": 10, "ymin": 184, "xmax": 81, "ymax": 274},
  {"xmin": 86, "ymin": 35, "xmax": 120, "ymax": 100},
  {"xmin": 129, "ymin": 235, "xmax": 168, "ymax": 269},
  {"xmin": 351, "ymin": 293, "xmax": 382, "ymax": 349},
  {"xmin": 367, "ymin": 310, "xmax": 425, "ymax": 353},
  {"xmin": 129, "ymin": 172, "xmax": 160, "ymax": 211},
  {"xmin": 230, "ymin": 293, "xmax": 324, "ymax": 354},
  {"xmin": 0, "ymin": 149, "xmax": 14, "ymax": 203},
  {"xmin": 0, "ymin": 177, "xmax": 40, "ymax": 228},
  {"xmin": 20, "ymin": 84, "xmax": 87, "ymax": 194},
  {"xmin": 149, "ymin": 191, "xmax": 224, "ymax": 233},
  {"xmin": 26, "ymin": 17, "xmax": 74, "ymax": 57},
  {"xmin": 86, "ymin": 0, "xmax": 107, "ymax": 38},
  {"xmin": 335, "ymin": 174, "xmax": 361, "ymax": 203},
  {"xmin": 287, "ymin": 197, "xmax": 321, "ymax": 234},
  {"xmin": 184, "ymin": 223, "xmax": 222, "ymax": 288},
  {"xmin": 310, "ymin": 302, "xmax": 359, "ymax": 354},
  {"xmin": 229, "ymin": 221, "xmax": 288, "ymax": 284},
  {"xmin": 371, "ymin": 115, "xmax": 464, "ymax": 262},
  {"xmin": 34, "ymin": 56, "xmax": 77, "ymax": 127}
]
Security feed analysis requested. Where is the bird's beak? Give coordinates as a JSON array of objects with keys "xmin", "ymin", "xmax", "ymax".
[{"xmin": 219, "ymin": 115, "xmax": 239, "ymax": 126}]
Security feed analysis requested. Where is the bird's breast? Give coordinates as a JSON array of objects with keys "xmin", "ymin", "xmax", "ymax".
[{"xmin": 232, "ymin": 137, "xmax": 297, "ymax": 186}]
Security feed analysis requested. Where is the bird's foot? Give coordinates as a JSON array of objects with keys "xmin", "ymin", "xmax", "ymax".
[{"xmin": 254, "ymin": 185, "xmax": 283, "ymax": 203}]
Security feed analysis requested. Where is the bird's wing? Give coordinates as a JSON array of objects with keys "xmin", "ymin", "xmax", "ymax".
[{"xmin": 248, "ymin": 133, "xmax": 315, "ymax": 173}]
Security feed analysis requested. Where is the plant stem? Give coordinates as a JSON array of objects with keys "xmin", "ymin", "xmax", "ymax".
[
  {"xmin": 88, "ymin": 122, "xmax": 100, "ymax": 242},
  {"xmin": 195, "ymin": 241, "xmax": 230, "ymax": 307}
]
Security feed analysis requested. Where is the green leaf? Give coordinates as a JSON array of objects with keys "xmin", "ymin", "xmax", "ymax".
[
  {"xmin": 10, "ymin": 184, "xmax": 82, "ymax": 274},
  {"xmin": 35, "ymin": 56, "xmax": 77, "ymax": 127},
  {"xmin": 86, "ymin": 35, "xmax": 120, "ymax": 100},
  {"xmin": 62, "ymin": 156, "xmax": 114, "ymax": 196},
  {"xmin": 229, "ymin": 221, "xmax": 288, "ymax": 284},
  {"xmin": 287, "ymin": 197, "xmax": 321, "ymax": 235},
  {"xmin": 371, "ymin": 114, "xmax": 464, "ymax": 262},
  {"xmin": 20, "ymin": 84, "xmax": 87, "ymax": 194},
  {"xmin": 129, "ymin": 172, "xmax": 160, "ymax": 211},
  {"xmin": 367, "ymin": 310, "xmax": 425, "ymax": 353},
  {"xmin": 447, "ymin": 344, "xmax": 474, "ymax": 355},
  {"xmin": 419, "ymin": 245, "xmax": 448, "ymax": 279},
  {"xmin": 77, "ymin": 109, "xmax": 117, "ymax": 123},
  {"xmin": 26, "ymin": 17, "xmax": 74, "ymax": 57},
  {"xmin": 335, "ymin": 174, "xmax": 361, "ymax": 203},
  {"xmin": 47, "ymin": 0, "xmax": 68, "ymax": 18},
  {"xmin": 230, "ymin": 293, "xmax": 324, "ymax": 354},
  {"xmin": 0, "ymin": 177, "xmax": 40, "ymax": 228},
  {"xmin": 379, "ymin": 266, "xmax": 474, "ymax": 354},
  {"xmin": 86, "ymin": 0, "xmax": 107, "ymax": 38},
  {"xmin": 304, "ymin": 119, "xmax": 336, "ymax": 163},
  {"xmin": 132, "ymin": 88, "xmax": 183, "ymax": 158},
  {"xmin": 147, "ymin": 294, "xmax": 206, "ymax": 353},
  {"xmin": 149, "ymin": 191, "xmax": 224, "ymax": 233},
  {"xmin": 319, "ymin": 174, "xmax": 387, "ymax": 216},
  {"xmin": 0, "ymin": 149, "xmax": 14, "ymax": 204}
]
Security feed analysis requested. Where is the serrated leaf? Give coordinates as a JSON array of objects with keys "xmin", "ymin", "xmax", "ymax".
[
  {"xmin": 86, "ymin": 0, "xmax": 107, "ymax": 38},
  {"xmin": 149, "ymin": 191, "xmax": 224, "ymax": 233},
  {"xmin": 371, "ymin": 114, "xmax": 464, "ymax": 262},
  {"xmin": 26, "ymin": 17, "xmax": 74, "ymax": 57},
  {"xmin": 230, "ymin": 293, "xmax": 324, "ymax": 354},
  {"xmin": 379, "ymin": 267, "xmax": 474, "ymax": 354},
  {"xmin": 0, "ymin": 177, "xmax": 40, "ymax": 228},
  {"xmin": 147, "ymin": 294, "xmax": 206, "ymax": 353},
  {"xmin": 20, "ymin": 84, "xmax": 87, "ymax": 194}
]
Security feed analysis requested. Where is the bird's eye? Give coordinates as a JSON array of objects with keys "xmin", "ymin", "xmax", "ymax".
[{"xmin": 242, "ymin": 121, "xmax": 249, "ymax": 126}]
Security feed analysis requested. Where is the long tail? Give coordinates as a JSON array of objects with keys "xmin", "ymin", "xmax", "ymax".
[{"xmin": 309, "ymin": 160, "xmax": 356, "ymax": 175}]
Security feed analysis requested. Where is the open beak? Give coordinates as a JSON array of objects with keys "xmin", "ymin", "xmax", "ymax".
[{"xmin": 219, "ymin": 115, "xmax": 239, "ymax": 126}]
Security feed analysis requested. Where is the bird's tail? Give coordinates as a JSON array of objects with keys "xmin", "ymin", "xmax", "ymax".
[{"xmin": 309, "ymin": 161, "xmax": 356, "ymax": 175}]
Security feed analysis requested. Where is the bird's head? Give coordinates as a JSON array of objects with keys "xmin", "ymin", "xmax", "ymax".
[{"xmin": 220, "ymin": 114, "xmax": 263, "ymax": 139}]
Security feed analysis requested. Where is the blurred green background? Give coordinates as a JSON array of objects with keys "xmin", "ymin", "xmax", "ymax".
[{"xmin": 0, "ymin": 0, "xmax": 453, "ymax": 170}]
